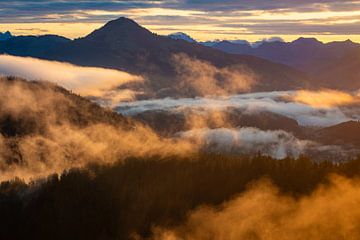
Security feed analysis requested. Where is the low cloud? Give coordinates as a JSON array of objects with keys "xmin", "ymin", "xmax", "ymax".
[
  {"xmin": 116, "ymin": 91, "xmax": 353, "ymax": 127},
  {"xmin": 0, "ymin": 78, "xmax": 195, "ymax": 182},
  {"xmin": 289, "ymin": 89, "xmax": 359, "ymax": 108},
  {"xmin": 0, "ymin": 55, "xmax": 144, "ymax": 104},
  {"xmin": 1, "ymin": 122, "xmax": 195, "ymax": 182},
  {"xmin": 151, "ymin": 175, "xmax": 360, "ymax": 240},
  {"xmin": 0, "ymin": 78, "xmax": 343, "ymax": 182},
  {"xmin": 179, "ymin": 127, "xmax": 312, "ymax": 159},
  {"xmin": 172, "ymin": 53, "xmax": 256, "ymax": 96}
]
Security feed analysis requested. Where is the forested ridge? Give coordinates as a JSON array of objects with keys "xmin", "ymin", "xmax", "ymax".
[{"xmin": 1, "ymin": 154, "xmax": 360, "ymax": 240}]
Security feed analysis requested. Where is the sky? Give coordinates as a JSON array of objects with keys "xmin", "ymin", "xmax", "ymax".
[{"xmin": 1, "ymin": 0, "xmax": 360, "ymax": 43}]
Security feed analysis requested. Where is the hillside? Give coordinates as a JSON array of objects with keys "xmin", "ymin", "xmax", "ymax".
[
  {"xmin": 0, "ymin": 76, "xmax": 130, "ymax": 138},
  {"xmin": 315, "ymin": 49, "xmax": 360, "ymax": 90},
  {"xmin": 0, "ymin": 76, "xmax": 133, "ymax": 174},
  {"xmin": 315, "ymin": 120, "xmax": 360, "ymax": 146}
]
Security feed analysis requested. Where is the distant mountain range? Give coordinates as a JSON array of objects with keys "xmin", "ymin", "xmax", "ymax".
[
  {"xmin": 167, "ymin": 32, "xmax": 360, "ymax": 90},
  {"xmin": 210, "ymin": 38, "xmax": 360, "ymax": 73},
  {"xmin": 167, "ymin": 32, "xmax": 283, "ymax": 48},
  {"xmin": 0, "ymin": 17, "xmax": 309, "ymax": 97},
  {"xmin": 0, "ymin": 17, "xmax": 359, "ymax": 95}
]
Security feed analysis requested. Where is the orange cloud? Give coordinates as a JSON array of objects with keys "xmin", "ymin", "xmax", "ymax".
[{"xmin": 289, "ymin": 89, "xmax": 358, "ymax": 108}]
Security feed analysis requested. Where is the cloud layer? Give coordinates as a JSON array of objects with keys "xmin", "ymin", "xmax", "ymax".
[
  {"xmin": 116, "ymin": 91, "xmax": 357, "ymax": 127},
  {"xmin": 179, "ymin": 127, "xmax": 312, "ymax": 159},
  {"xmin": 0, "ymin": 55, "xmax": 143, "ymax": 103}
]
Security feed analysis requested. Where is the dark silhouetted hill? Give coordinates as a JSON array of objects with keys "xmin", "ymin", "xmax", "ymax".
[{"xmin": 0, "ymin": 35, "xmax": 70, "ymax": 58}]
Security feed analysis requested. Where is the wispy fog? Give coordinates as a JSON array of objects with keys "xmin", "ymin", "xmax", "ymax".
[
  {"xmin": 179, "ymin": 127, "xmax": 312, "ymax": 159},
  {"xmin": 152, "ymin": 176, "xmax": 360, "ymax": 240}
]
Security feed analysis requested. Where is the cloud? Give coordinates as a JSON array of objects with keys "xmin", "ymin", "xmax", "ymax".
[
  {"xmin": 1, "ymin": 0, "xmax": 357, "ymax": 18},
  {"xmin": 289, "ymin": 89, "xmax": 360, "ymax": 108},
  {"xmin": 116, "ymin": 91, "xmax": 353, "ymax": 127},
  {"xmin": 1, "ymin": 76, "xmax": 351, "ymax": 182},
  {"xmin": 151, "ymin": 175, "xmax": 360, "ymax": 240},
  {"xmin": 0, "ymin": 77, "xmax": 357, "ymax": 181},
  {"xmin": 179, "ymin": 127, "xmax": 312, "ymax": 159},
  {"xmin": 0, "ymin": 55, "xmax": 143, "ymax": 104},
  {"xmin": 0, "ymin": 78, "xmax": 196, "ymax": 182},
  {"xmin": 172, "ymin": 53, "xmax": 256, "ymax": 96},
  {"xmin": 178, "ymin": 0, "xmax": 358, "ymax": 10}
]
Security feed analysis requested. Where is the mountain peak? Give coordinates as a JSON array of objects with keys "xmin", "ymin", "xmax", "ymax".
[
  {"xmin": 0, "ymin": 31, "xmax": 12, "ymax": 41},
  {"xmin": 168, "ymin": 32, "xmax": 196, "ymax": 43},
  {"xmin": 85, "ymin": 17, "xmax": 150, "ymax": 40},
  {"xmin": 104, "ymin": 17, "xmax": 140, "ymax": 28},
  {"xmin": 292, "ymin": 37, "xmax": 322, "ymax": 45}
]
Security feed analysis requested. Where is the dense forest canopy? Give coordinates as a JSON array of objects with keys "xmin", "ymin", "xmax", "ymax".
[{"xmin": 1, "ymin": 154, "xmax": 360, "ymax": 239}]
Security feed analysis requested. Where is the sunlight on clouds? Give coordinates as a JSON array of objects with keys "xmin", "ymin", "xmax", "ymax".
[
  {"xmin": 0, "ymin": 22, "xmax": 102, "ymax": 39},
  {"xmin": 239, "ymin": 10, "xmax": 360, "ymax": 21},
  {"xmin": 2, "ymin": 21, "xmax": 360, "ymax": 43},
  {"xmin": 84, "ymin": 8, "xmax": 203, "ymax": 17},
  {"xmin": 1, "ymin": 5, "xmax": 360, "ymax": 42},
  {"xmin": 0, "ymin": 55, "xmax": 143, "ymax": 104},
  {"xmin": 290, "ymin": 90, "xmax": 359, "ymax": 108}
]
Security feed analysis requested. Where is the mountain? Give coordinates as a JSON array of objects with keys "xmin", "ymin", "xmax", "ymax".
[
  {"xmin": 212, "ymin": 40, "xmax": 253, "ymax": 55},
  {"xmin": 213, "ymin": 38, "xmax": 360, "ymax": 69},
  {"xmin": 200, "ymin": 40, "xmax": 221, "ymax": 47},
  {"xmin": 212, "ymin": 37, "xmax": 360, "ymax": 72},
  {"xmin": 315, "ymin": 48, "xmax": 360, "ymax": 90},
  {"xmin": 0, "ymin": 76, "xmax": 132, "ymax": 169},
  {"xmin": 200, "ymin": 39, "xmax": 279, "ymax": 48},
  {"xmin": 0, "ymin": 76, "xmax": 130, "ymax": 138},
  {"xmin": 251, "ymin": 37, "xmax": 284, "ymax": 48},
  {"xmin": 230, "ymin": 39, "xmax": 251, "ymax": 45},
  {"xmin": 168, "ymin": 32, "xmax": 196, "ymax": 43},
  {"xmin": 315, "ymin": 121, "xmax": 360, "ymax": 147},
  {"xmin": 0, "ymin": 35, "xmax": 70, "ymax": 58},
  {"xmin": 46, "ymin": 17, "xmax": 309, "ymax": 96},
  {"xmin": 0, "ymin": 31, "xmax": 12, "ymax": 41},
  {"xmin": 210, "ymin": 37, "xmax": 360, "ymax": 90},
  {"xmin": 0, "ymin": 17, "xmax": 309, "ymax": 97},
  {"xmin": 253, "ymin": 38, "xmax": 360, "ymax": 74}
]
